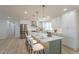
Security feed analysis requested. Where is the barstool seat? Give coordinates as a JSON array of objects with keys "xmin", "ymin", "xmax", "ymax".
[
  {"xmin": 33, "ymin": 39, "xmax": 38, "ymax": 44},
  {"xmin": 33, "ymin": 43, "xmax": 44, "ymax": 51}
]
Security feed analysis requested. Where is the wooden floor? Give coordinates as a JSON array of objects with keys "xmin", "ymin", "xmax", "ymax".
[
  {"xmin": 0, "ymin": 39, "xmax": 28, "ymax": 54},
  {"xmin": 0, "ymin": 38, "xmax": 79, "ymax": 54},
  {"xmin": 62, "ymin": 45, "xmax": 79, "ymax": 54}
]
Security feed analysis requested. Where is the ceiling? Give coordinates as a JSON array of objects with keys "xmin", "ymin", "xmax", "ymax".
[{"xmin": 0, "ymin": 5, "xmax": 79, "ymax": 20}]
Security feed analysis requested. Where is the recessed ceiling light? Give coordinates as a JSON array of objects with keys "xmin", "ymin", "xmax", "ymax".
[
  {"xmin": 24, "ymin": 11, "xmax": 28, "ymax": 14},
  {"xmin": 8, "ymin": 16, "xmax": 11, "ymax": 19},
  {"xmin": 64, "ymin": 8, "xmax": 68, "ymax": 11}
]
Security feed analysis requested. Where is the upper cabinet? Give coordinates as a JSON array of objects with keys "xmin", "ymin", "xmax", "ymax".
[
  {"xmin": 52, "ymin": 17, "xmax": 62, "ymax": 29},
  {"xmin": 51, "ymin": 16, "xmax": 62, "ymax": 33}
]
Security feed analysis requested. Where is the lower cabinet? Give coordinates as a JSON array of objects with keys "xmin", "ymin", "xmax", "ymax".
[{"xmin": 46, "ymin": 39, "xmax": 61, "ymax": 54}]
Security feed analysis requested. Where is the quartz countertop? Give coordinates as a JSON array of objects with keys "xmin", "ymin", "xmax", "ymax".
[{"xmin": 30, "ymin": 32, "xmax": 63, "ymax": 43}]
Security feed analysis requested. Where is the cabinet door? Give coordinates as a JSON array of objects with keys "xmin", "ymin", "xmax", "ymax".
[{"xmin": 48, "ymin": 40, "xmax": 61, "ymax": 54}]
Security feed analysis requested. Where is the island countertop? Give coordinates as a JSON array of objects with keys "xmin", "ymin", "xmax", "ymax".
[{"xmin": 29, "ymin": 32, "xmax": 63, "ymax": 43}]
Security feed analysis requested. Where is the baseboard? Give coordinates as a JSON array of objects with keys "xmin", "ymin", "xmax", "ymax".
[
  {"xmin": 0, "ymin": 37, "xmax": 20, "ymax": 40},
  {"xmin": 14, "ymin": 37, "xmax": 20, "ymax": 39},
  {"xmin": 0, "ymin": 37, "xmax": 7, "ymax": 40},
  {"xmin": 62, "ymin": 44, "xmax": 79, "ymax": 51}
]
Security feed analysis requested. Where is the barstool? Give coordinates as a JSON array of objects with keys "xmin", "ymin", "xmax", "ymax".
[
  {"xmin": 25, "ymin": 33, "xmax": 38, "ymax": 44},
  {"xmin": 27, "ymin": 36, "xmax": 46, "ymax": 54},
  {"xmin": 25, "ymin": 33, "xmax": 38, "ymax": 52}
]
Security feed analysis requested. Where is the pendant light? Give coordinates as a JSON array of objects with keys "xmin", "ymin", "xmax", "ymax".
[
  {"xmin": 42, "ymin": 5, "xmax": 50, "ymax": 21},
  {"xmin": 42, "ymin": 5, "xmax": 45, "ymax": 18}
]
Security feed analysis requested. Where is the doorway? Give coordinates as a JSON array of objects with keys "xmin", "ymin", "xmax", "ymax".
[{"xmin": 7, "ymin": 21, "xmax": 15, "ymax": 39}]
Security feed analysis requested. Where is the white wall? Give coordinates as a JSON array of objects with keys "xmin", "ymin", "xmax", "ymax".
[
  {"xmin": 76, "ymin": 10, "xmax": 79, "ymax": 49},
  {"xmin": 62, "ymin": 10, "xmax": 78, "ymax": 50},
  {"xmin": 20, "ymin": 20, "xmax": 31, "ymax": 25},
  {"xmin": 0, "ymin": 19, "xmax": 8, "ymax": 39},
  {"xmin": 0, "ymin": 19, "xmax": 20, "ymax": 39}
]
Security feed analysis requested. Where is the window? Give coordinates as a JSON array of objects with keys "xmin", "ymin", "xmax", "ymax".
[{"xmin": 43, "ymin": 22, "xmax": 52, "ymax": 32}]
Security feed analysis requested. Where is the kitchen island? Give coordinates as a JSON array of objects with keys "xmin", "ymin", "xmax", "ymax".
[{"xmin": 29, "ymin": 31, "xmax": 63, "ymax": 54}]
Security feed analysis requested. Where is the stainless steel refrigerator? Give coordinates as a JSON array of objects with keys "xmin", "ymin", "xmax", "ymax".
[{"xmin": 20, "ymin": 24, "xmax": 28, "ymax": 39}]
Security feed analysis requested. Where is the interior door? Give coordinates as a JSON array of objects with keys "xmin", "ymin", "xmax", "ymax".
[
  {"xmin": 7, "ymin": 21, "xmax": 15, "ymax": 39},
  {"xmin": 10, "ymin": 22, "xmax": 15, "ymax": 38}
]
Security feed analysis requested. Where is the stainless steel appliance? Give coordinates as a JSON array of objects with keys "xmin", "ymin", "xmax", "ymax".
[{"xmin": 20, "ymin": 24, "xmax": 28, "ymax": 39}]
